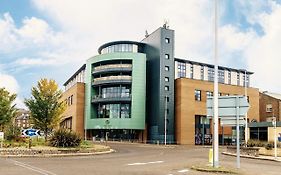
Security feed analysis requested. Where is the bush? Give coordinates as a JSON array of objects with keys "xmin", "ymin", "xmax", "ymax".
[
  {"xmin": 4, "ymin": 124, "xmax": 21, "ymax": 141},
  {"xmin": 49, "ymin": 129, "xmax": 81, "ymax": 147},
  {"xmin": 247, "ymin": 139, "xmax": 265, "ymax": 147}
]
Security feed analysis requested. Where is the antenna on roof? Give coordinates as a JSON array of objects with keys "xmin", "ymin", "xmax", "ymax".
[
  {"xmin": 145, "ymin": 30, "xmax": 149, "ymax": 37},
  {"xmin": 163, "ymin": 19, "xmax": 169, "ymax": 29}
]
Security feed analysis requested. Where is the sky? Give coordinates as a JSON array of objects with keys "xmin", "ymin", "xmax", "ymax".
[{"xmin": 0, "ymin": 0, "xmax": 281, "ymax": 108}]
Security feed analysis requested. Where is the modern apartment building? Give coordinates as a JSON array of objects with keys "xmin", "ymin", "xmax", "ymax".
[
  {"xmin": 84, "ymin": 41, "xmax": 146, "ymax": 141},
  {"xmin": 61, "ymin": 25, "xmax": 261, "ymax": 144}
]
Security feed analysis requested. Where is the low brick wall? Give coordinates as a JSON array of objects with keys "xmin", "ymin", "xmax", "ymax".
[
  {"xmin": 0, "ymin": 147, "xmax": 110, "ymax": 156},
  {"xmin": 227, "ymin": 146, "xmax": 260, "ymax": 157}
]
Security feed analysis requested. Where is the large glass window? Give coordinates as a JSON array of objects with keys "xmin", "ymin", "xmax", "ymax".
[
  {"xmin": 97, "ymin": 103, "xmax": 131, "ymax": 118},
  {"xmin": 101, "ymin": 86, "xmax": 131, "ymax": 98},
  {"xmin": 121, "ymin": 104, "xmax": 130, "ymax": 118},
  {"xmin": 101, "ymin": 44, "xmax": 138, "ymax": 54},
  {"xmin": 177, "ymin": 62, "xmax": 186, "ymax": 78}
]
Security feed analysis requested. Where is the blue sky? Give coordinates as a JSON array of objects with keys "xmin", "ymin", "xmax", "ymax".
[{"xmin": 0, "ymin": 0, "xmax": 281, "ymax": 108}]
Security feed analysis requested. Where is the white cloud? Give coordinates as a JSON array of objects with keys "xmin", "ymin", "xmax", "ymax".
[
  {"xmin": 0, "ymin": 73, "xmax": 19, "ymax": 94},
  {"xmin": 0, "ymin": 73, "xmax": 25, "ymax": 109},
  {"xmin": 31, "ymin": 0, "xmax": 213, "ymax": 61},
  {"xmin": 1, "ymin": 0, "xmax": 281, "ymax": 97},
  {"xmin": 244, "ymin": 2, "xmax": 281, "ymax": 93}
]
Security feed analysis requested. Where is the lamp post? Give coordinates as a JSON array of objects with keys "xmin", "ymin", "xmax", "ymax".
[
  {"xmin": 213, "ymin": 0, "xmax": 219, "ymax": 168},
  {"xmin": 272, "ymin": 116, "xmax": 277, "ymax": 159}
]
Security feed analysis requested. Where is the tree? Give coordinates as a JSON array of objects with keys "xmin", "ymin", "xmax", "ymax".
[
  {"xmin": 0, "ymin": 87, "xmax": 17, "ymax": 131},
  {"xmin": 25, "ymin": 79, "xmax": 66, "ymax": 141}
]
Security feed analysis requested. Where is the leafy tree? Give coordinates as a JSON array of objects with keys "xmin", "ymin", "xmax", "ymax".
[
  {"xmin": 0, "ymin": 87, "xmax": 17, "ymax": 131},
  {"xmin": 25, "ymin": 79, "xmax": 66, "ymax": 141}
]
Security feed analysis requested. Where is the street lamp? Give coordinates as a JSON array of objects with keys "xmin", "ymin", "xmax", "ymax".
[
  {"xmin": 272, "ymin": 116, "xmax": 277, "ymax": 160},
  {"xmin": 213, "ymin": 0, "xmax": 219, "ymax": 168}
]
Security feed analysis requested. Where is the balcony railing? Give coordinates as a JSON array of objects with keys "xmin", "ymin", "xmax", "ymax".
[
  {"xmin": 94, "ymin": 64, "xmax": 132, "ymax": 71},
  {"xmin": 92, "ymin": 75, "xmax": 132, "ymax": 86},
  {"xmin": 92, "ymin": 94, "xmax": 131, "ymax": 103}
]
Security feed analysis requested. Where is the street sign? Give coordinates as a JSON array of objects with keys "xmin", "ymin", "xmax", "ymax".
[
  {"xmin": 22, "ymin": 129, "xmax": 41, "ymax": 137},
  {"xmin": 207, "ymin": 96, "xmax": 250, "ymax": 117},
  {"xmin": 206, "ymin": 95, "xmax": 250, "ymax": 169}
]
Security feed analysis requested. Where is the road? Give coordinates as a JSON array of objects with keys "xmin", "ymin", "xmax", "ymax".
[{"xmin": 0, "ymin": 142, "xmax": 280, "ymax": 175}]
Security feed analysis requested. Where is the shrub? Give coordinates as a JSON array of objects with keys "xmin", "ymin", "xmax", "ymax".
[
  {"xmin": 265, "ymin": 142, "xmax": 274, "ymax": 150},
  {"xmin": 247, "ymin": 139, "xmax": 265, "ymax": 147},
  {"xmin": 49, "ymin": 129, "xmax": 81, "ymax": 147},
  {"xmin": 4, "ymin": 124, "xmax": 21, "ymax": 141}
]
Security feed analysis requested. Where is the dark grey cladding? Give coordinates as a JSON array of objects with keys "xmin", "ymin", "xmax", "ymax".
[{"xmin": 142, "ymin": 27, "xmax": 175, "ymax": 143}]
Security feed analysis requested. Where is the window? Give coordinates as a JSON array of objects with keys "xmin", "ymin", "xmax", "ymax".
[
  {"xmin": 208, "ymin": 67, "xmax": 214, "ymax": 81},
  {"xmin": 218, "ymin": 70, "xmax": 225, "ymax": 83},
  {"xmin": 166, "ymin": 109, "xmax": 169, "ymax": 114},
  {"xmin": 165, "ymin": 86, "xmax": 169, "ymax": 91},
  {"xmin": 237, "ymin": 73, "xmax": 240, "ymax": 85},
  {"xmin": 165, "ymin": 54, "xmax": 170, "ymax": 59},
  {"xmin": 228, "ymin": 71, "xmax": 231, "ymax": 84},
  {"xmin": 70, "ymin": 95, "xmax": 73, "ymax": 105},
  {"xmin": 165, "ymin": 66, "xmax": 169, "ymax": 71},
  {"xmin": 195, "ymin": 90, "xmax": 201, "ymax": 101},
  {"xmin": 266, "ymin": 104, "xmax": 272, "ymax": 112},
  {"xmin": 166, "ymin": 97, "xmax": 170, "ymax": 102},
  {"xmin": 97, "ymin": 104, "xmax": 131, "ymax": 118},
  {"xmin": 190, "ymin": 64, "xmax": 194, "ymax": 78},
  {"xmin": 200, "ymin": 66, "xmax": 204, "ymax": 80},
  {"xmin": 177, "ymin": 62, "xmax": 186, "ymax": 77},
  {"xmin": 246, "ymin": 74, "xmax": 250, "ymax": 87},
  {"xmin": 165, "ymin": 77, "xmax": 169, "ymax": 82},
  {"xmin": 206, "ymin": 91, "xmax": 213, "ymax": 97},
  {"xmin": 165, "ymin": 38, "xmax": 170, "ymax": 43}
]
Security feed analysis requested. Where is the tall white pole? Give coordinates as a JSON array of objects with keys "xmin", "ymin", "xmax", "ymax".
[
  {"xmin": 164, "ymin": 95, "xmax": 167, "ymax": 146},
  {"xmin": 244, "ymin": 70, "xmax": 248, "ymax": 146},
  {"xmin": 273, "ymin": 116, "xmax": 277, "ymax": 159},
  {"xmin": 213, "ymin": 0, "xmax": 219, "ymax": 168}
]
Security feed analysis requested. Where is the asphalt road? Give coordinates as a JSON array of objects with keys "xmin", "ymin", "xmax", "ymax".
[{"xmin": 0, "ymin": 142, "xmax": 280, "ymax": 175}]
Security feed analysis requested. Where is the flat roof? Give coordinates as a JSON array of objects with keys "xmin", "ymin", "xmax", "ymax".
[
  {"xmin": 63, "ymin": 64, "xmax": 86, "ymax": 86},
  {"xmin": 175, "ymin": 58, "xmax": 254, "ymax": 74}
]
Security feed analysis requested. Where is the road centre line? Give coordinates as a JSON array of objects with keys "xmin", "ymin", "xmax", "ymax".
[
  {"xmin": 9, "ymin": 160, "xmax": 57, "ymax": 175},
  {"xmin": 127, "ymin": 160, "xmax": 164, "ymax": 166},
  {"xmin": 177, "ymin": 169, "xmax": 189, "ymax": 173}
]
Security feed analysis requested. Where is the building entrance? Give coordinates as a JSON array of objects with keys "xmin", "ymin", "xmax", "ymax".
[{"xmin": 195, "ymin": 115, "xmax": 212, "ymax": 145}]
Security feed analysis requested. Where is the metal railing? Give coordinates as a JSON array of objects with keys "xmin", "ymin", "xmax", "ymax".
[{"xmin": 94, "ymin": 64, "xmax": 132, "ymax": 71}]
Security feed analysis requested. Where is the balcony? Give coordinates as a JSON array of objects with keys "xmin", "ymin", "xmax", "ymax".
[
  {"xmin": 92, "ymin": 94, "xmax": 131, "ymax": 103},
  {"xmin": 92, "ymin": 64, "xmax": 132, "ymax": 75},
  {"xmin": 92, "ymin": 75, "xmax": 132, "ymax": 86}
]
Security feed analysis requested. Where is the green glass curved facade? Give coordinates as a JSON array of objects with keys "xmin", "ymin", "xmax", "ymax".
[{"xmin": 84, "ymin": 52, "xmax": 146, "ymax": 130}]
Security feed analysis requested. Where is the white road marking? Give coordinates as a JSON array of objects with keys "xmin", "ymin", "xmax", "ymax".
[
  {"xmin": 9, "ymin": 160, "xmax": 57, "ymax": 175},
  {"xmin": 127, "ymin": 160, "xmax": 164, "ymax": 166},
  {"xmin": 178, "ymin": 169, "xmax": 189, "ymax": 173}
]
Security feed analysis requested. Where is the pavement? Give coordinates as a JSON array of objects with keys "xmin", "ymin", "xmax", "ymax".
[{"xmin": 0, "ymin": 142, "xmax": 280, "ymax": 175}]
